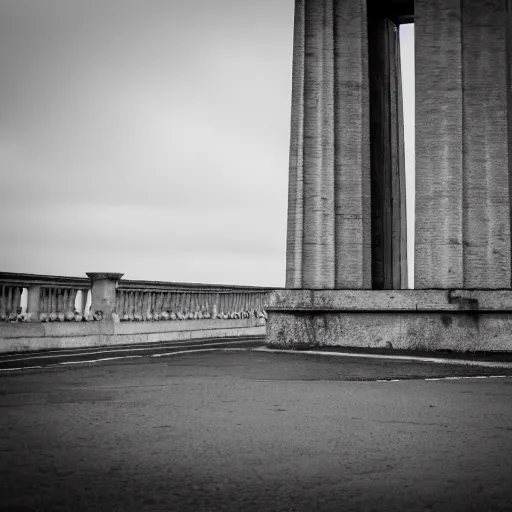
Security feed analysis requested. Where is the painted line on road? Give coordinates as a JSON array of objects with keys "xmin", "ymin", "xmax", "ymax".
[
  {"xmin": 377, "ymin": 375, "xmax": 511, "ymax": 382},
  {"xmin": 255, "ymin": 347, "xmax": 512, "ymax": 368},
  {"xmin": 0, "ymin": 339, "xmax": 260, "ymax": 364},
  {"xmin": 0, "ymin": 347, "xmax": 254, "ymax": 373},
  {"xmin": 151, "ymin": 347, "xmax": 251, "ymax": 358},
  {"xmin": 0, "ymin": 336, "xmax": 264, "ymax": 360}
]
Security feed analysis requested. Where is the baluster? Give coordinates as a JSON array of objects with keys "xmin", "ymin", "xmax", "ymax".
[
  {"xmin": 121, "ymin": 291, "xmax": 126, "ymax": 319},
  {"xmin": 183, "ymin": 292, "xmax": 189, "ymax": 319},
  {"xmin": 228, "ymin": 293, "xmax": 234, "ymax": 318},
  {"xmin": 245, "ymin": 292, "xmax": 249, "ymax": 317},
  {"xmin": 46, "ymin": 288, "xmax": 52, "ymax": 316},
  {"xmin": 168, "ymin": 292, "xmax": 176, "ymax": 320},
  {"xmin": 223, "ymin": 292, "xmax": 228, "ymax": 318},
  {"xmin": 139, "ymin": 291, "xmax": 145, "ymax": 320},
  {"xmin": 141, "ymin": 292, "xmax": 148, "ymax": 321},
  {"xmin": 55, "ymin": 289, "xmax": 64, "ymax": 321},
  {"xmin": 201, "ymin": 292, "xmax": 206, "ymax": 317},
  {"xmin": 213, "ymin": 292, "xmax": 219, "ymax": 318},
  {"xmin": 119, "ymin": 291, "xmax": 126, "ymax": 320},
  {"xmin": 126, "ymin": 291, "xmax": 133, "ymax": 321},
  {"xmin": 164, "ymin": 292, "xmax": 170, "ymax": 313},
  {"xmin": 5, "ymin": 286, "xmax": 13, "ymax": 319},
  {"xmin": 0, "ymin": 285, "xmax": 5, "ymax": 321},
  {"xmin": 145, "ymin": 292, "xmax": 151, "ymax": 320},
  {"xmin": 62, "ymin": 289, "xmax": 69, "ymax": 321},
  {"xmin": 146, "ymin": 292, "xmax": 154, "ymax": 320},
  {"xmin": 183, "ymin": 292, "xmax": 190, "ymax": 319},
  {"xmin": 153, "ymin": 292, "xmax": 159, "ymax": 319},
  {"xmin": 49, "ymin": 288, "xmax": 57, "ymax": 321},
  {"xmin": 132, "ymin": 291, "xmax": 140, "ymax": 321},
  {"xmin": 252, "ymin": 293, "xmax": 257, "ymax": 317},
  {"xmin": 60, "ymin": 289, "xmax": 67, "ymax": 321},
  {"xmin": 184, "ymin": 292, "xmax": 189, "ymax": 316},
  {"xmin": 193, "ymin": 292, "xmax": 199, "ymax": 319},
  {"xmin": 232, "ymin": 292, "xmax": 237, "ymax": 318},
  {"xmin": 39, "ymin": 288, "xmax": 46, "ymax": 321},
  {"xmin": 160, "ymin": 292, "xmax": 165, "ymax": 318},
  {"xmin": 196, "ymin": 293, "xmax": 201, "ymax": 318},
  {"xmin": 81, "ymin": 289, "xmax": 89, "ymax": 317},
  {"xmin": 160, "ymin": 292, "xmax": 168, "ymax": 320},
  {"xmin": 179, "ymin": 292, "xmax": 183, "ymax": 315},
  {"xmin": 190, "ymin": 293, "xmax": 196, "ymax": 319},
  {"xmin": 65, "ymin": 289, "xmax": 77, "ymax": 320},
  {"xmin": 186, "ymin": 292, "xmax": 191, "ymax": 318},
  {"xmin": 176, "ymin": 291, "xmax": 182, "ymax": 319},
  {"xmin": 153, "ymin": 292, "xmax": 160, "ymax": 320},
  {"xmin": 9, "ymin": 286, "xmax": 21, "ymax": 320}
]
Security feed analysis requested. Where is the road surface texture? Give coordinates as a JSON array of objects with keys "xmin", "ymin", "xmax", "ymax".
[{"xmin": 1, "ymin": 349, "xmax": 512, "ymax": 512}]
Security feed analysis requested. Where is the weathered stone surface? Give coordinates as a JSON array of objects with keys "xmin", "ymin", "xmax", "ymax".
[
  {"xmin": 415, "ymin": 0, "xmax": 512, "ymax": 289},
  {"xmin": 267, "ymin": 313, "xmax": 512, "ymax": 352},
  {"xmin": 266, "ymin": 289, "xmax": 512, "ymax": 312},
  {"xmin": 285, "ymin": 0, "xmax": 372, "ymax": 289},
  {"xmin": 266, "ymin": 311, "xmax": 512, "ymax": 352},
  {"xmin": 266, "ymin": 289, "xmax": 512, "ymax": 351},
  {"xmin": 87, "ymin": 272, "xmax": 124, "ymax": 319},
  {"xmin": 0, "ymin": 318, "xmax": 265, "ymax": 354}
]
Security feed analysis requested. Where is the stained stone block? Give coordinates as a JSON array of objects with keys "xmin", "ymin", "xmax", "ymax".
[{"xmin": 266, "ymin": 290, "xmax": 512, "ymax": 352}]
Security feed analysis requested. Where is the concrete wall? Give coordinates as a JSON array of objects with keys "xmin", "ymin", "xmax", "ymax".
[
  {"xmin": 266, "ymin": 289, "xmax": 512, "ymax": 352},
  {"xmin": 0, "ymin": 318, "xmax": 266, "ymax": 354}
]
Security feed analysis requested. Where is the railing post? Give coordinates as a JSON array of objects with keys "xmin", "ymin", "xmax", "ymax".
[
  {"xmin": 27, "ymin": 285, "xmax": 41, "ymax": 322},
  {"xmin": 86, "ymin": 273, "xmax": 124, "ymax": 321}
]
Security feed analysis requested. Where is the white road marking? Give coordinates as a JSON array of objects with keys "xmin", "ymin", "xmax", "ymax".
[
  {"xmin": 0, "ymin": 347, "xmax": 254, "ymax": 372},
  {"xmin": 0, "ymin": 336, "xmax": 262, "ymax": 359},
  {"xmin": 378, "ymin": 375, "xmax": 512, "ymax": 382},
  {"xmin": 0, "ymin": 339, "xmax": 260, "ymax": 364},
  {"xmin": 58, "ymin": 356, "xmax": 144, "ymax": 365},
  {"xmin": 255, "ymin": 347, "xmax": 512, "ymax": 368},
  {"xmin": 0, "ymin": 365, "xmax": 44, "ymax": 372},
  {"xmin": 151, "ymin": 347, "xmax": 250, "ymax": 358}
]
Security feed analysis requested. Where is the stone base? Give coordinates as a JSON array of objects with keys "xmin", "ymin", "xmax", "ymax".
[{"xmin": 265, "ymin": 290, "xmax": 512, "ymax": 352}]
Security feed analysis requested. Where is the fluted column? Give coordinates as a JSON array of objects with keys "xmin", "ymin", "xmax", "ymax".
[
  {"xmin": 415, "ymin": 0, "xmax": 512, "ymax": 289},
  {"xmin": 368, "ymin": 15, "xmax": 408, "ymax": 289},
  {"xmin": 285, "ymin": 0, "xmax": 371, "ymax": 289}
]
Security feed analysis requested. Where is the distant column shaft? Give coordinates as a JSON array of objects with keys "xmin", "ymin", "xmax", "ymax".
[{"xmin": 368, "ymin": 16, "xmax": 408, "ymax": 290}]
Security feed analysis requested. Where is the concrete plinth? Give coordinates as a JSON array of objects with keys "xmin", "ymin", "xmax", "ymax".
[{"xmin": 265, "ymin": 290, "xmax": 512, "ymax": 352}]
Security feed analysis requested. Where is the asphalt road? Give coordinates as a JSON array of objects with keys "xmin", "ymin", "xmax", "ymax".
[{"xmin": 1, "ymin": 350, "xmax": 512, "ymax": 512}]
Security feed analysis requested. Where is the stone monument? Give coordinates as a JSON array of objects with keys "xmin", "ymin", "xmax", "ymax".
[{"xmin": 265, "ymin": 0, "xmax": 512, "ymax": 352}]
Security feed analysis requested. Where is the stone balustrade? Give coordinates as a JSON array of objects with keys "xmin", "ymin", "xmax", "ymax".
[
  {"xmin": 0, "ymin": 272, "xmax": 274, "ymax": 353},
  {"xmin": 0, "ymin": 273, "xmax": 91, "ymax": 323},
  {"xmin": 116, "ymin": 281, "xmax": 268, "ymax": 322},
  {"xmin": 0, "ymin": 284, "xmax": 22, "ymax": 321},
  {"xmin": 0, "ymin": 272, "xmax": 271, "ymax": 324}
]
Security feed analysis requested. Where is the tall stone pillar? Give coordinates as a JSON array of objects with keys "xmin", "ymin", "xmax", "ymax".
[
  {"xmin": 285, "ymin": 0, "xmax": 371, "ymax": 290},
  {"xmin": 368, "ymin": 15, "xmax": 408, "ymax": 289},
  {"xmin": 415, "ymin": 0, "xmax": 512, "ymax": 289}
]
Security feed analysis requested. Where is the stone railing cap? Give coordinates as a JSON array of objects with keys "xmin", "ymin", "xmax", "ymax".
[{"xmin": 86, "ymin": 272, "xmax": 125, "ymax": 281}]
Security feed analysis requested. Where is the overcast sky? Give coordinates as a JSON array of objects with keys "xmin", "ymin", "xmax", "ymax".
[{"xmin": 0, "ymin": 1, "xmax": 414, "ymax": 287}]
